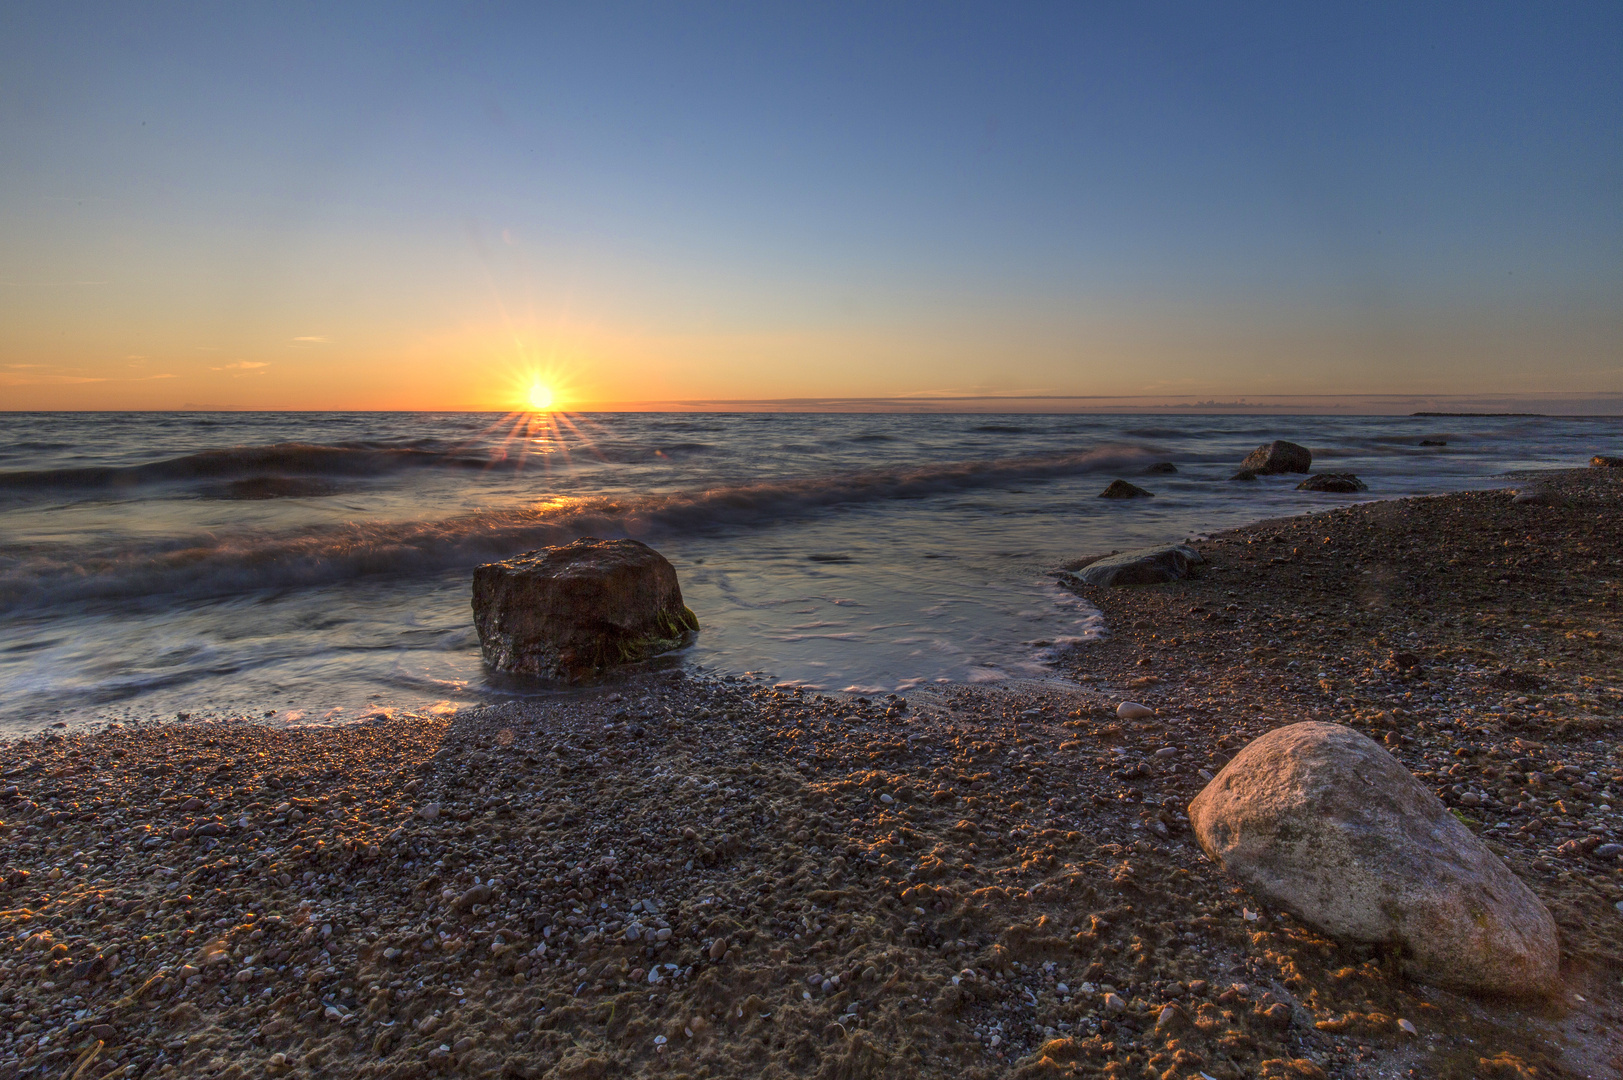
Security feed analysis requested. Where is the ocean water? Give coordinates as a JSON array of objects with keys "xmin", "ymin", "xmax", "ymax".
[{"xmin": 0, "ymin": 411, "xmax": 1611, "ymax": 733}]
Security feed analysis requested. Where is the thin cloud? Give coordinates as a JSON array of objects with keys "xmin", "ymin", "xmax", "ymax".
[
  {"xmin": 0, "ymin": 373, "xmax": 108, "ymax": 386},
  {"xmin": 211, "ymin": 361, "xmax": 270, "ymax": 371},
  {"xmin": 292, "ymin": 336, "xmax": 329, "ymax": 343},
  {"xmin": 1, "ymin": 280, "xmax": 108, "ymax": 287}
]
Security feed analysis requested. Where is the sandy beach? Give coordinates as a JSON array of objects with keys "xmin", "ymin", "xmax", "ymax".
[{"xmin": 3, "ymin": 470, "xmax": 1621, "ymax": 1080}]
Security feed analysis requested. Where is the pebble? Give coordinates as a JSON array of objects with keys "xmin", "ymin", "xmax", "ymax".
[
  {"xmin": 416, "ymin": 802, "xmax": 441, "ymax": 822},
  {"xmin": 709, "ymin": 938, "xmax": 729, "ymax": 960},
  {"xmin": 879, "ymin": 793, "xmax": 895, "ymax": 804},
  {"xmin": 1594, "ymin": 844, "xmax": 1623, "ymax": 858},
  {"xmin": 1117, "ymin": 702, "xmax": 1154, "ymax": 720},
  {"xmin": 1102, "ymin": 992, "xmax": 1127, "ymax": 1013},
  {"xmin": 1397, "ymin": 1018, "xmax": 1417, "ymax": 1035}
]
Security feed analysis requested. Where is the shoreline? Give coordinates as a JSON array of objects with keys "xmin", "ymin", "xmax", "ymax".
[{"xmin": 2, "ymin": 471, "xmax": 1621, "ymax": 1079}]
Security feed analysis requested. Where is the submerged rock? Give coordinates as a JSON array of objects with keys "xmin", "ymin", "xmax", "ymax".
[
  {"xmin": 472, "ymin": 537, "xmax": 699, "ymax": 680},
  {"xmin": 1188, "ymin": 722, "xmax": 1558, "ymax": 997},
  {"xmin": 1229, "ymin": 469, "xmax": 1259, "ymax": 482},
  {"xmin": 1064, "ymin": 545, "xmax": 1202, "ymax": 587},
  {"xmin": 1145, "ymin": 462, "xmax": 1178, "ymax": 474},
  {"xmin": 1099, "ymin": 480, "xmax": 1153, "ymax": 499},
  {"xmin": 1296, "ymin": 473, "xmax": 1367, "ymax": 493},
  {"xmin": 1420, "ymin": 439, "xmax": 1447, "ymax": 447},
  {"xmin": 1240, "ymin": 441, "xmax": 1312, "ymax": 475}
]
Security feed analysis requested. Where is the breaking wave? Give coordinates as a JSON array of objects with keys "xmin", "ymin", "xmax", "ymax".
[
  {"xmin": 0, "ymin": 444, "xmax": 1156, "ymax": 610},
  {"xmin": 0, "ymin": 441, "xmax": 497, "ymax": 492}
]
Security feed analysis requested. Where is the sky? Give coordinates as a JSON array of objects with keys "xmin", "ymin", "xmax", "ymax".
[{"xmin": 1, "ymin": 2, "xmax": 1619, "ymax": 412}]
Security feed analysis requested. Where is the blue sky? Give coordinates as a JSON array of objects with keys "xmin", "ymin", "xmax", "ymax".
[{"xmin": 1, "ymin": 2, "xmax": 1618, "ymax": 408}]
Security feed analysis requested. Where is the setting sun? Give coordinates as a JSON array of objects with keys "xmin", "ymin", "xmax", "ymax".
[{"xmin": 527, "ymin": 383, "xmax": 555, "ymax": 411}]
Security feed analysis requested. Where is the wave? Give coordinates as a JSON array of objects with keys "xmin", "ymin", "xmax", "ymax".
[
  {"xmin": 0, "ymin": 441, "xmax": 496, "ymax": 492},
  {"xmin": 0, "ymin": 444, "xmax": 1157, "ymax": 610}
]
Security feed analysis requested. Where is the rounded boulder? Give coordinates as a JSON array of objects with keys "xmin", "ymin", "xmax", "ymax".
[{"xmin": 1188, "ymin": 722, "xmax": 1558, "ymax": 996}]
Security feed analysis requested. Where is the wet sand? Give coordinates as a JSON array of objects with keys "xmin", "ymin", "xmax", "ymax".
[{"xmin": 2, "ymin": 469, "xmax": 1621, "ymax": 1080}]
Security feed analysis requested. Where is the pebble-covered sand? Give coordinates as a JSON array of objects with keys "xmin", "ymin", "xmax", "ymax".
[{"xmin": 2, "ymin": 470, "xmax": 1621, "ymax": 1080}]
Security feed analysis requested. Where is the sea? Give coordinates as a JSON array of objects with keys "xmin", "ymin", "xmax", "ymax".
[{"xmin": 0, "ymin": 411, "xmax": 1610, "ymax": 735}]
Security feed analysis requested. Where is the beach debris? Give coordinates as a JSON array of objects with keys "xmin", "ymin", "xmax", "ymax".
[
  {"xmin": 1116, "ymin": 702, "xmax": 1154, "ymax": 720},
  {"xmin": 1296, "ymin": 473, "xmax": 1368, "ymax": 493},
  {"xmin": 1239, "ymin": 440, "xmax": 1312, "ymax": 475},
  {"xmin": 1189, "ymin": 722, "xmax": 1559, "ymax": 996},
  {"xmin": 1062, "ymin": 544, "xmax": 1203, "ymax": 587},
  {"xmin": 1098, "ymin": 479, "xmax": 1153, "ymax": 499},
  {"xmin": 471, "ymin": 537, "xmax": 699, "ymax": 680}
]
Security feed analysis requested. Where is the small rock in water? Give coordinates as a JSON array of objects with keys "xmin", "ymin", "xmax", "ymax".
[
  {"xmin": 1099, "ymin": 479, "xmax": 1154, "ymax": 499},
  {"xmin": 1230, "ymin": 469, "xmax": 1259, "ymax": 482},
  {"xmin": 1117, "ymin": 702, "xmax": 1154, "ymax": 720},
  {"xmin": 1240, "ymin": 440, "xmax": 1312, "ymax": 475},
  {"xmin": 1590, "ymin": 455, "xmax": 1623, "ymax": 468},
  {"xmin": 1296, "ymin": 473, "xmax": 1367, "ymax": 493},
  {"xmin": 1066, "ymin": 545, "xmax": 1202, "ymax": 587},
  {"xmin": 1145, "ymin": 462, "xmax": 1178, "ymax": 474}
]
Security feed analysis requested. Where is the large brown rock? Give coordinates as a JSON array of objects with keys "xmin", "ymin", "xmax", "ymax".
[
  {"xmin": 1188, "ymin": 722, "xmax": 1558, "ymax": 996},
  {"xmin": 472, "ymin": 538, "xmax": 699, "ymax": 680},
  {"xmin": 1240, "ymin": 440, "xmax": 1312, "ymax": 475}
]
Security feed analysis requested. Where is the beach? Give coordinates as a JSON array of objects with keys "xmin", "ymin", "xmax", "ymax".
[{"xmin": 3, "ymin": 470, "xmax": 1622, "ymax": 1080}]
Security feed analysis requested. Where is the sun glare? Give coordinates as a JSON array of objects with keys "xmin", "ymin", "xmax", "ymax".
[{"xmin": 527, "ymin": 383, "xmax": 555, "ymax": 412}]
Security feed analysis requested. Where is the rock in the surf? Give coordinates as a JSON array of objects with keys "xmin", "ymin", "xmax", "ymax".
[
  {"xmin": 1240, "ymin": 440, "xmax": 1312, "ymax": 475},
  {"xmin": 1064, "ymin": 544, "xmax": 1202, "ymax": 587},
  {"xmin": 1099, "ymin": 479, "xmax": 1153, "ymax": 499},
  {"xmin": 1229, "ymin": 469, "xmax": 1259, "ymax": 482},
  {"xmin": 1188, "ymin": 722, "xmax": 1559, "ymax": 996},
  {"xmin": 1145, "ymin": 462, "xmax": 1178, "ymax": 474},
  {"xmin": 1296, "ymin": 473, "xmax": 1367, "ymax": 493},
  {"xmin": 472, "ymin": 538, "xmax": 699, "ymax": 681},
  {"xmin": 1590, "ymin": 455, "xmax": 1623, "ymax": 468}
]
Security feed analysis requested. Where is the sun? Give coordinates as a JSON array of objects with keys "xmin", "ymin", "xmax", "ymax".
[{"xmin": 526, "ymin": 382, "xmax": 555, "ymax": 411}]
